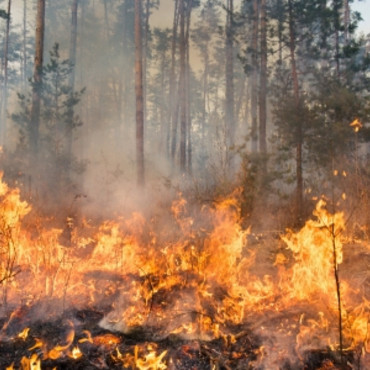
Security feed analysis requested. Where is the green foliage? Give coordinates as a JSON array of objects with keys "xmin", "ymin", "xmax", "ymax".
[
  {"xmin": 0, "ymin": 9, "xmax": 8, "ymax": 19},
  {"xmin": 11, "ymin": 43, "xmax": 86, "ymax": 204},
  {"xmin": 13, "ymin": 43, "xmax": 85, "ymax": 144},
  {"xmin": 269, "ymin": 0, "xmax": 370, "ymax": 195},
  {"xmin": 41, "ymin": 43, "xmax": 85, "ymax": 132},
  {"xmin": 306, "ymin": 77, "xmax": 365, "ymax": 167}
]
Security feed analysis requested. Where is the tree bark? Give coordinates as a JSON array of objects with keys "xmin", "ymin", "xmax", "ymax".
[
  {"xmin": 170, "ymin": 0, "xmax": 179, "ymax": 161},
  {"xmin": 250, "ymin": 0, "xmax": 259, "ymax": 153},
  {"xmin": 185, "ymin": 0, "xmax": 193, "ymax": 174},
  {"xmin": 22, "ymin": 0, "xmax": 27, "ymax": 90},
  {"xmin": 333, "ymin": 0, "xmax": 341, "ymax": 77},
  {"xmin": 135, "ymin": 0, "xmax": 145, "ymax": 186},
  {"xmin": 179, "ymin": 0, "xmax": 186, "ymax": 173},
  {"xmin": 225, "ymin": 0, "xmax": 235, "ymax": 163},
  {"xmin": 259, "ymin": 0, "xmax": 267, "ymax": 154},
  {"xmin": 277, "ymin": 0, "xmax": 283, "ymax": 65},
  {"xmin": 0, "ymin": 0, "xmax": 11, "ymax": 145},
  {"xmin": 67, "ymin": 0, "xmax": 79, "ymax": 160},
  {"xmin": 30, "ymin": 0, "xmax": 45, "ymax": 157},
  {"xmin": 344, "ymin": 0, "xmax": 350, "ymax": 43},
  {"xmin": 288, "ymin": 0, "xmax": 303, "ymax": 223},
  {"xmin": 69, "ymin": 0, "xmax": 78, "ymax": 89},
  {"xmin": 143, "ymin": 0, "xmax": 151, "ymax": 133}
]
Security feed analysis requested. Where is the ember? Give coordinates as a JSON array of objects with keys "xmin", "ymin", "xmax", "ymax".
[{"xmin": 0, "ymin": 174, "xmax": 368, "ymax": 369}]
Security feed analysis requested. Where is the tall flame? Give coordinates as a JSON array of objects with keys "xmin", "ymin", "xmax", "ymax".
[{"xmin": 0, "ymin": 174, "xmax": 367, "ymax": 367}]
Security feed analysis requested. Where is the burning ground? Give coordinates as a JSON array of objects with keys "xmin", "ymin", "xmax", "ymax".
[{"xmin": 0, "ymin": 174, "xmax": 368, "ymax": 369}]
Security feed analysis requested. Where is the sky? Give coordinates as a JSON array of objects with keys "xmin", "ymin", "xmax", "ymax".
[
  {"xmin": 352, "ymin": 0, "xmax": 370, "ymax": 35},
  {"xmin": 152, "ymin": 0, "xmax": 370, "ymax": 36},
  {"xmin": 6, "ymin": 0, "xmax": 370, "ymax": 36}
]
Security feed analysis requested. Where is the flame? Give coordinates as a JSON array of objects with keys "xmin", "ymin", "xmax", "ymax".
[
  {"xmin": 92, "ymin": 333, "xmax": 121, "ymax": 348},
  {"xmin": 46, "ymin": 327, "xmax": 75, "ymax": 360},
  {"xmin": 20, "ymin": 354, "xmax": 41, "ymax": 370},
  {"xmin": 78, "ymin": 329, "xmax": 93, "ymax": 343},
  {"xmin": 126, "ymin": 344, "xmax": 168, "ymax": 370},
  {"xmin": 280, "ymin": 199, "xmax": 345, "ymax": 304},
  {"xmin": 0, "ymin": 174, "xmax": 367, "ymax": 366},
  {"xmin": 68, "ymin": 346, "xmax": 83, "ymax": 359},
  {"xmin": 17, "ymin": 327, "xmax": 30, "ymax": 340},
  {"xmin": 350, "ymin": 118, "xmax": 362, "ymax": 132},
  {"xmin": 345, "ymin": 299, "xmax": 370, "ymax": 352}
]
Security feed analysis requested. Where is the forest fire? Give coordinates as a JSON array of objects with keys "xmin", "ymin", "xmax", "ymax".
[
  {"xmin": 0, "ymin": 0, "xmax": 369, "ymax": 368},
  {"xmin": 0, "ymin": 173, "xmax": 368, "ymax": 369}
]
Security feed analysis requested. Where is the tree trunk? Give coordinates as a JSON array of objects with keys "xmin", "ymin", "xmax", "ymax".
[
  {"xmin": 259, "ymin": 0, "xmax": 267, "ymax": 154},
  {"xmin": 185, "ymin": 0, "xmax": 193, "ymax": 174},
  {"xmin": 288, "ymin": 0, "xmax": 303, "ymax": 223},
  {"xmin": 170, "ymin": 0, "xmax": 179, "ymax": 161},
  {"xmin": 179, "ymin": 0, "xmax": 186, "ymax": 173},
  {"xmin": 67, "ymin": 0, "xmax": 79, "ymax": 160},
  {"xmin": 159, "ymin": 46, "xmax": 166, "ymax": 151},
  {"xmin": 250, "ymin": 0, "xmax": 259, "ymax": 153},
  {"xmin": 277, "ymin": 0, "xmax": 283, "ymax": 65},
  {"xmin": 69, "ymin": 0, "xmax": 78, "ymax": 79},
  {"xmin": 143, "ymin": 0, "xmax": 151, "ymax": 133},
  {"xmin": 344, "ymin": 0, "xmax": 350, "ymax": 44},
  {"xmin": 0, "ymin": 0, "xmax": 11, "ymax": 145},
  {"xmin": 30, "ymin": 0, "xmax": 45, "ymax": 157},
  {"xmin": 22, "ymin": 0, "xmax": 27, "ymax": 90},
  {"xmin": 202, "ymin": 50, "xmax": 209, "ymax": 133},
  {"xmin": 135, "ymin": 0, "xmax": 145, "ymax": 186},
  {"xmin": 333, "ymin": 0, "xmax": 341, "ymax": 77},
  {"xmin": 70, "ymin": 0, "xmax": 78, "ymax": 83},
  {"xmin": 225, "ymin": 0, "xmax": 234, "ymax": 164}
]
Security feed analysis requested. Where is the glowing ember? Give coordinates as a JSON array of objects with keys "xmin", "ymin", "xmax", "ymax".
[
  {"xmin": 16, "ymin": 327, "xmax": 30, "ymax": 340},
  {"xmin": 20, "ymin": 354, "xmax": 41, "ymax": 370},
  {"xmin": 68, "ymin": 346, "xmax": 83, "ymax": 359},
  {"xmin": 122, "ymin": 344, "xmax": 168, "ymax": 370}
]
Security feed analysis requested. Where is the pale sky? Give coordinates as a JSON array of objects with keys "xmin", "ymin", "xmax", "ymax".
[
  {"xmin": 152, "ymin": 0, "xmax": 370, "ymax": 36},
  {"xmin": 352, "ymin": 0, "xmax": 370, "ymax": 35},
  {"xmin": 6, "ymin": 0, "xmax": 370, "ymax": 36}
]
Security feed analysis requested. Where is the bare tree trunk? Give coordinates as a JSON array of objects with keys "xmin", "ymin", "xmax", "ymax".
[
  {"xmin": 333, "ymin": 0, "xmax": 341, "ymax": 77},
  {"xmin": 67, "ymin": 0, "xmax": 79, "ymax": 160},
  {"xmin": 159, "ymin": 47, "xmax": 166, "ymax": 150},
  {"xmin": 30, "ymin": 0, "xmax": 45, "ymax": 157},
  {"xmin": 259, "ymin": 0, "xmax": 267, "ymax": 154},
  {"xmin": 225, "ymin": 0, "xmax": 235, "ymax": 164},
  {"xmin": 135, "ymin": 0, "xmax": 145, "ymax": 186},
  {"xmin": 277, "ymin": 0, "xmax": 283, "ymax": 65},
  {"xmin": 343, "ymin": 0, "xmax": 350, "ymax": 44},
  {"xmin": 202, "ymin": 51, "xmax": 209, "ymax": 150},
  {"xmin": 22, "ymin": 0, "xmax": 27, "ymax": 90},
  {"xmin": 0, "ymin": 0, "xmax": 12, "ymax": 145},
  {"xmin": 185, "ymin": 0, "xmax": 193, "ymax": 174},
  {"xmin": 122, "ymin": 3, "xmax": 134, "ymax": 132},
  {"xmin": 70, "ymin": 0, "xmax": 78, "ymax": 87},
  {"xmin": 143, "ymin": 0, "xmax": 151, "ymax": 133},
  {"xmin": 288, "ymin": 0, "xmax": 303, "ymax": 223},
  {"xmin": 179, "ymin": 0, "xmax": 186, "ymax": 173},
  {"xmin": 250, "ymin": 0, "xmax": 259, "ymax": 153},
  {"xmin": 170, "ymin": 0, "xmax": 179, "ymax": 161}
]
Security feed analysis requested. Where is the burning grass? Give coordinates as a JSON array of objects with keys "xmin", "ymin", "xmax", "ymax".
[{"xmin": 0, "ymin": 173, "xmax": 368, "ymax": 368}]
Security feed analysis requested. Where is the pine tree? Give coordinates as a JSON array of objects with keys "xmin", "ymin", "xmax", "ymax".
[
  {"xmin": 135, "ymin": 0, "xmax": 145, "ymax": 186},
  {"xmin": 30, "ymin": 0, "xmax": 45, "ymax": 158}
]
